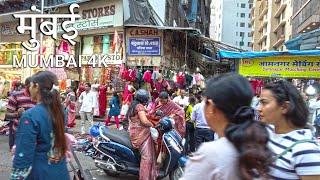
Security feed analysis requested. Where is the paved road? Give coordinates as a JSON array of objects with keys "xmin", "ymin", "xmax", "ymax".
[{"xmin": 0, "ymin": 119, "xmax": 169, "ymax": 180}]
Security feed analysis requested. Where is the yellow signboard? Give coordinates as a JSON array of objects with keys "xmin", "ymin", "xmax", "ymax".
[{"xmin": 239, "ymin": 56, "xmax": 320, "ymax": 78}]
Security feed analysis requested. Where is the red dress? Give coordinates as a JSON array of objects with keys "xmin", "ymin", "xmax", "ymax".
[{"xmin": 98, "ymin": 85, "xmax": 107, "ymax": 117}]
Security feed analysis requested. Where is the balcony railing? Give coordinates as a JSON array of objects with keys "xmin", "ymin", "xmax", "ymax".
[
  {"xmin": 258, "ymin": 34, "xmax": 267, "ymax": 44},
  {"xmin": 258, "ymin": 0, "xmax": 268, "ymax": 20},
  {"xmin": 258, "ymin": 19, "xmax": 268, "ymax": 32},
  {"xmin": 273, "ymin": 34, "xmax": 285, "ymax": 48},
  {"xmin": 274, "ymin": 0, "xmax": 288, "ymax": 18},
  {"xmin": 273, "ymin": 20, "xmax": 286, "ymax": 32}
]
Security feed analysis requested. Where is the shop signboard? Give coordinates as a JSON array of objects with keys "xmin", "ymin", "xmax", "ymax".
[
  {"xmin": 126, "ymin": 56, "xmax": 161, "ymax": 66},
  {"xmin": 57, "ymin": 16, "xmax": 114, "ymax": 32},
  {"xmin": 239, "ymin": 56, "xmax": 320, "ymax": 78},
  {"xmin": 128, "ymin": 37, "xmax": 161, "ymax": 56}
]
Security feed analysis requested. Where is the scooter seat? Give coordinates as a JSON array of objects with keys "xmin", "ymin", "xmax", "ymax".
[{"xmin": 101, "ymin": 127, "xmax": 133, "ymax": 149}]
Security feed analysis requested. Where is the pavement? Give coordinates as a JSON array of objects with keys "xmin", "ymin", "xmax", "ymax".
[{"xmin": 0, "ymin": 118, "xmax": 140, "ymax": 180}]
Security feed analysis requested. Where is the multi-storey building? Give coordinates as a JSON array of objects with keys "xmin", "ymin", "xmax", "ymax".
[
  {"xmin": 291, "ymin": 0, "xmax": 320, "ymax": 37},
  {"xmin": 251, "ymin": 0, "xmax": 293, "ymax": 51},
  {"xmin": 210, "ymin": 0, "xmax": 253, "ymax": 51},
  {"xmin": 285, "ymin": 0, "xmax": 320, "ymax": 50}
]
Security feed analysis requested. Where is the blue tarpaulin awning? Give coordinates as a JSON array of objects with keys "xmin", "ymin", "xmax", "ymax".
[{"xmin": 218, "ymin": 50, "xmax": 320, "ymax": 59}]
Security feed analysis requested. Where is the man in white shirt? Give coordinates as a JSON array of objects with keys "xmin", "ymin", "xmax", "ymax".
[
  {"xmin": 79, "ymin": 82, "xmax": 96, "ymax": 134},
  {"xmin": 191, "ymin": 94, "xmax": 215, "ymax": 150},
  {"xmin": 173, "ymin": 89, "xmax": 189, "ymax": 108}
]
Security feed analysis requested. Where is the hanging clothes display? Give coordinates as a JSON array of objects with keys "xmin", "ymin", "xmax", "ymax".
[
  {"xmin": 98, "ymin": 85, "xmax": 107, "ymax": 117},
  {"xmin": 59, "ymin": 80, "xmax": 66, "ymax": 91},
  {"xmin": 250, "ymin": 79, "xmax": 264, "ymax": 95},
  {"xmin": 143, "ymin": 70, "xmax": 152, "ymax": 83},
  {"xmin": 82, "ymin": 36, "xmax": 94, "ymax": 55},
  {"xmin": 176, "ymin": 72, "xmax": 186, "ymax": 89},
  {"xmin": 102, "ymin": 35, "xmax": 110, "ymax": 54},
  {"xmin": 57, "ymin": 40, "xmax": 71, "ymax": 56}
]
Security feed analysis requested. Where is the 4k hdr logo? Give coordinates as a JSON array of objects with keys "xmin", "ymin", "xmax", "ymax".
[{"xmin": 241, "ymin": 59, "xmax": 253, "ymax": 66}]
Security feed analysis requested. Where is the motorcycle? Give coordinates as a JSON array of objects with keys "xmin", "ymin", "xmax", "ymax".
[{"xmin": 85, "ymin": 116, "xmax": 187, "ymax": 180}]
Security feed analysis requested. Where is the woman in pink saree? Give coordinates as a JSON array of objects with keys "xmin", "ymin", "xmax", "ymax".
[
  {"xmin": 127, "ymin": 89, "xmax": 158, "ymax": 180},
  {"xmin": 152, "ymin": 91, "xmax": 186, "ymax": 137}
]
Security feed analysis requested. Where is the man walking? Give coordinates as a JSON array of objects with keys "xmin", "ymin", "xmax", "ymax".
[
  {"xmin": 79, "ymin": 82, "xmax": 96, "ymax": 134},
  {"xmin": 191, "ymin": 93, "xmax": 215, "ymax": 150},
  {"xmin": 6, "ymin": 77, "xmax": 35, "ymax": 151}
]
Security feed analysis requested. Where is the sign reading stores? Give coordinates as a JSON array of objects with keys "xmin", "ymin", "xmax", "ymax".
[
  {"xmin": 57, "ymin": 16, "xmax": 114, "ymax": 32},
  {"xmin": 239, "ymin": 56, "xmax": 320, "ymax": 78},
  {"xmin": 129, "ymin": 37, "xmax": 161, "ymax": 56}
]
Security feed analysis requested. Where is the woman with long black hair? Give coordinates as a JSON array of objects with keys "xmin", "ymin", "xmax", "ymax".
[
  {"xmin": 11, "ymin": 71, "xmax": 68, "ymax": 180},
  {"xmin": 127, "ymin": 89, "xmax": 157, "ymax": 180},
  {"xmin": 258, "ymin": 80, "xmax": 320, "ymax": 179},
  {"xmin": 181, "ymin": 73, "xmax": 272, "ymax": 180}
]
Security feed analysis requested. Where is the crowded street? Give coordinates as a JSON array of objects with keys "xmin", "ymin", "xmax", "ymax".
[{"xmin": 1, "ymin": 0, "xmax": 320, "ymax": 180}]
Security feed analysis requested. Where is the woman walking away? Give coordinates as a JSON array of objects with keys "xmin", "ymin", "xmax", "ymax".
[
  {"xmin": 11, "ymin": 71, "xmax": 69, "ymax": 180},
  {"xmin": 181, "ymin": 73, "xmax": 272, "ymax": 180},
  {"xmin": 127, "ymin": 89, "xmax": 157, "ymax": 180},
  {"xmin": 66, "ymin": 86, "xmax": 77, "ymax": 128},
  {"xmin": 105, "ymin": 91, "xmax": 121, "ymax": 128},
  {"xmin": 258, "ymin": 80, "xmax": 320, "ymax": 179}
]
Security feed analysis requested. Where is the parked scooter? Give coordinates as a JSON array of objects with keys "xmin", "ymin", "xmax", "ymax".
[{"xmin": 85, "ymin": 116, "xmax": 187, "ymax": 180}]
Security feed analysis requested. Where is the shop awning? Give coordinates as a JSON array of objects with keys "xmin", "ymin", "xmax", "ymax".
[
  {"xmin": 285, "ymin": 28, "xmax": 320, "ymax": 50},
  {"xmin": 218, "ymin": 50, "xmax": 320, "ymax": 59}
]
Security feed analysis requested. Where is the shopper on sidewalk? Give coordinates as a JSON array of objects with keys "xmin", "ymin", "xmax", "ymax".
[
  {"xmin": 6, "ymin": 77, "xmax": 35, "ymax": 151},
  {"xmin": 105, "ymin": 91, "xmax": 121, "ymax": 128},
  {"xmin": 79, "ymin": 82, "xmax": 96, "ymax": 134},
  {"xmin": 191, "ymin": 93, "xmax": 215, "ymax": 150},
  {"xmin": 181, "ymin": 73, "xmax": 272, "ymax": 180},
  {"xmin": 11, "ymin": 71, "xmax": 69, "ymax": 180},
  {"xmin": 65, "ymin": 86, "xmax": 77, "ymax": 128}
]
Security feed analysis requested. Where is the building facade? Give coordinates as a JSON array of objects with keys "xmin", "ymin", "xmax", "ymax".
[
  {"xmin": 251, "ymin": 0, "xmax": 293, "ymax": 51},
  {"xmin": 285, "ymin": 0, "xmax": 320, "ymax": 50},
  {"xmin": 210, "ymin": 0, "xmax": 253, "ymax": 51},
  {"xmin": 291, "ymin": 0, "xmax": 320, "ymax": 37}
]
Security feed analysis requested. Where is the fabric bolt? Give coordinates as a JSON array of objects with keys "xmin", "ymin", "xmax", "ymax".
[{"xmin": 11, "ymin": 104, "xmax": 69, "ymax": 180}]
